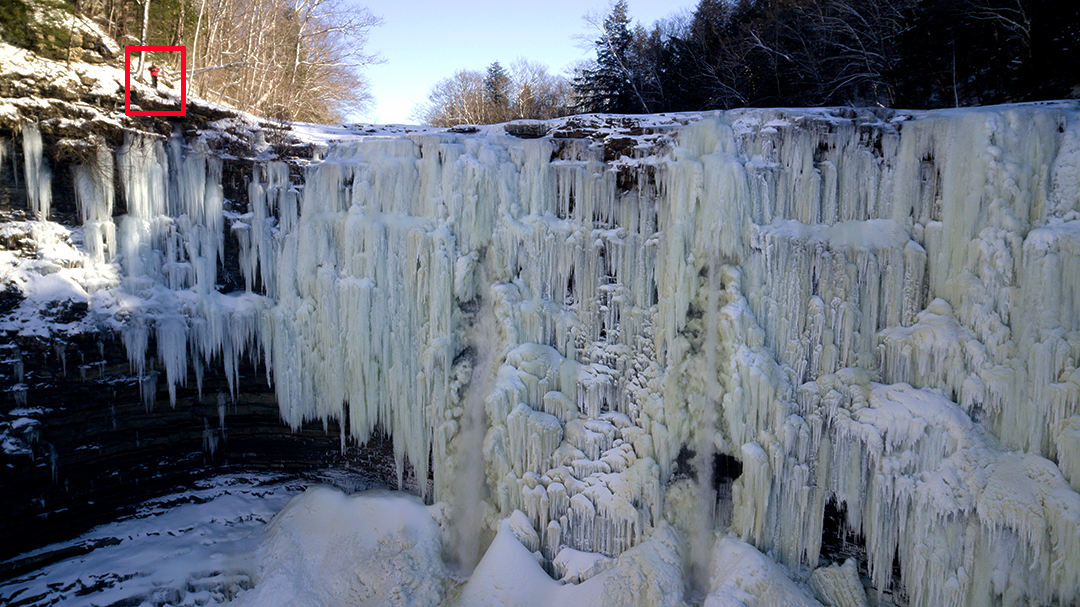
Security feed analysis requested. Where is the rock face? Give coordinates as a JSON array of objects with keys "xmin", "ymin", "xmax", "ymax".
[
  {"xmin": 0, "ymin": 337, "xmax": 384, "ymax": 562},
  {"xmin": 3, "ymin": 36, "xmax": 1080, "ymax": 607},
  {"xmin": 0, "ymin": 48, "xmax": 403, "ymax": 560},
  {"xmin": 0, "ymin": 141, "xmax": 403, "ymax": 561},
  {"xmin": 0, "ymin": 0, "xmax": 118, "ymax": 66}
]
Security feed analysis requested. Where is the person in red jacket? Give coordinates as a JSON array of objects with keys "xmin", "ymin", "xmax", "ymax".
[{"xmin": 148, "ymin": 65, "xmax": 160, "ymax": 88}]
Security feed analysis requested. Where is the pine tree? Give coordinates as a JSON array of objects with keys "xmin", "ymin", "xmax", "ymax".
[
  {"xmin": 483, "ymin": 61, "xmax": 511, "ymax": 122},
  {"xmin": 484, "ymin": 62, "xmax": 510, "ymax": 107},
  {"xmin": 574, "ymin": 0, "xmax": 651, "ymax": 114}
]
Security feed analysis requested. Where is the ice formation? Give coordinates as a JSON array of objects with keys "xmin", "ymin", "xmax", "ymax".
[
  {"xmin": 7, "ymin": 102, "xmax": 1080, "ymax": 605},
  {"xmin": 21, "ymin": 123, "xmax": 51, "ymax": 220},
  {"xmin": 234, "ymin": 488, "xmax": 450, "ymax": 607}
]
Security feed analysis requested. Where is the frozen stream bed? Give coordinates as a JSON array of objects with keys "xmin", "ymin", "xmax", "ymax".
[
  {"xmin": 0, "ymin": 471, "xmax": 840, "ymax": 607},
  {"xmin": 0, "ymin": 471, "xmax": 379, "ymax": 607}
]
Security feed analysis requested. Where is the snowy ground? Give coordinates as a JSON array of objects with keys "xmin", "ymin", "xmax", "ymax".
[
  {"xmin": 0, "ymin": 476, "xmax": 835, "ymax": 607},
  {"xmin": 0, "ymin": 472, "xmax": 385, "ymax": 607},
  {"xmin": 0, "ymin": 465, "xmax": 841, "ymax": 607}
]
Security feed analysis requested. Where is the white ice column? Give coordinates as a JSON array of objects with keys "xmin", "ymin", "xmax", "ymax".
[
  {"xmin": 116, "ymin": 133, "xmax": 169, "ymax": 289},
  {"xmin": 73, "ymin": 143, "xmax": 116, "ymax": 264},
  {"xmin": 21, "ymin": 123, "xmax": 51, "ymax": 219}
]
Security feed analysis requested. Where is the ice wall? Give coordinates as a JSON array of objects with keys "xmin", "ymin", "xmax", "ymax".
[
  {"xmin": 53, "ymin": 129, "xmax": 268, "ymax": 406},
  {"xmin": 15, "ymin": 103, "xmax": 1080, "ymax": 606},
  {"xmin": 238, "ymin": 107, "xmax": 1079, "ymax": 606}
]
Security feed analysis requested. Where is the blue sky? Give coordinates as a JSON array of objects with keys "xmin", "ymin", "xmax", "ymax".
[{"xmin": 354, "ymin": 1, "xmax": 692, "ymax": 124}]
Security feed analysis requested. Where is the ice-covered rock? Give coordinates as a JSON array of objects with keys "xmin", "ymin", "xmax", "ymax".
[
  {"xmin": 5, "ymin": 102, "xmax": 1080, "ymax": 605},
  {"xmin": 233, "ymin": 487, "xmax": 450, "ymax": 607}
]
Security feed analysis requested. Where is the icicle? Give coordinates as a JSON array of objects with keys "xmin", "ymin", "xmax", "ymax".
[
  {"xmin": 21, "ymin": 123, "xmax": 51, "ymax": 219},
  {"xmin": 73, "ymin": 143, "xmax": 116, "ymax": 263},
  {"xmin": 57, "ymin": 106, "xmax": 1080, "ymax": 606},
  {"xmin": 809, "ymin": 559, "xmax": 869, "ymax": 607}
]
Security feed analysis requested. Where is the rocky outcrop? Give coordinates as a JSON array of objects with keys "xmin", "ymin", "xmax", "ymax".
[
  {"xmin": 0, "ymin": 0, "xmax": 119, "ymax": 66},
  {"xmin": 0, "ymin": 156, "xmax": 402, "ymax": 564}
]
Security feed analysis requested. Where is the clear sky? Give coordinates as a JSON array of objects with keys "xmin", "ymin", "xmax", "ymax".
[{"xmin": 354, "ymin": 0, "xmax": 692, "ymax": 125}]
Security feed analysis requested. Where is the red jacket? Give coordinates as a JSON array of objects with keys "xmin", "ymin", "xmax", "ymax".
[{"xmin": 149, "ymin": 66, "xmax": 160, "ymax": 77}]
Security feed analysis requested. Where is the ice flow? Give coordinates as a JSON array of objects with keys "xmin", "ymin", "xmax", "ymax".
[{"xmin": 20, "ymin": 104, "xmax": 1080, "ymax": 606}]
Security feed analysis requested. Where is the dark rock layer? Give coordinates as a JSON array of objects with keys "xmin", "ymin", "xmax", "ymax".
[{"xmin": 0, "ymin": 331, "xmax": 404, "ymax": 564}]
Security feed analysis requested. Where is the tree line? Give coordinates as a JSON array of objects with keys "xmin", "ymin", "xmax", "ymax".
[
  {"xmin": 573, "ymin": 0, "xmax": 1080, "ymax": 114},
  {"xmin": 16, "ymin": 0, "xmax": 1076, "ymax": 124},
  {"xmin": 420, "ymin": 0, "xmax": 1078, "ymax": 125},
  {"xmin": 414, "ymin": 60, "xmax": 575, "ymax": 127}
]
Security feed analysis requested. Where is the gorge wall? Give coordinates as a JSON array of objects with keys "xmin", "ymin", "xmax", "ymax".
[{"xmin": 2, "ymin": 94, "xmax": 1080, "ymax": 607}]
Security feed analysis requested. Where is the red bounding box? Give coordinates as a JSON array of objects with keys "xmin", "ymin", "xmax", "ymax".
[{"xmin": 124, "ymin": 46, "xmax": 187, "ymax": 116}]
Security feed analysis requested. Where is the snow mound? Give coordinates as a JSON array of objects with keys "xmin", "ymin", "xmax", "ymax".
[
  {"xmin": 706, "ymin": 535, "xmax": 823, "ymax": 607},
  {"xmin": 450, "ymin": 519, "xmax": 686, "ymax": 607},
  {"xmin": 234, "ymin": 487, "xmax": 451, "ymax": 607}
]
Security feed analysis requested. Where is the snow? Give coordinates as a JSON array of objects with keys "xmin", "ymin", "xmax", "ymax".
[
  {"xmin": 5, "ymin": 101, "xmax": 1080, "ymax": 605},
  {"xmin": 286, "ymin": 121, "xmax": 441, "ymax": 145},
  {"xmin": 0, "ymin": 220, "xmax": 119, "ymax": 338},
  {"xmin": 705, "ymin": 535, "xmax": 822, "ymax": 607},
  {"xmin": 552, "ymin": 546, "xmax": 614, "ymax": 583},
  {"xmin": 0, "ymin": 41, "xmax": 148, "ymax": 125},
  {"xmin": 0, "ymin": 409, "xmax": 40, "ymax": 455},
  {"xmin": 0, "ymin": 474, "xmax": 301, "ymax": 607},
  {"xmin": 452, "ymin": 517, "xmax": 686, "ymax": 607},
  {"xmin": 232, "ymin": 488, "xmax": 450, "ymax": 607}
]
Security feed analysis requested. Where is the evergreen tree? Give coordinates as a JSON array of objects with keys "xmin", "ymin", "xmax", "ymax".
[
  {"xmin": 574, "ymin": 0, "xmax": 651, "ymax": 113},
  {"xmin": 893, "ymin": 0, "xmax": 1080, "ymax": 108},
  {"xmin": 484, "ymin": 61, "xmax": 511, "ymax": 122},
  {"xmin": 638, "ymin": 0, "xmax": 1078, "ymax": 112},
  {"xmin": 484, "ymin": 62, "xmax": 510, "ymax": 107}
]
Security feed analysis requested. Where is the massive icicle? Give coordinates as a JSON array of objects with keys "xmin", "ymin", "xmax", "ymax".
[
  {"xmin": 14, "ymin": 103, "xmax": 1080, "ymax": 605},
  {"xmin": 21, "ymin": 123, "xmax": 51, "ymax": 220}
]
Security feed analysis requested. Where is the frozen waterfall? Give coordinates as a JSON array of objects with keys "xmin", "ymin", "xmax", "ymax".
[{"xmin": 18, "ymin": 103, "xmax": 1080, "ymax": 606}]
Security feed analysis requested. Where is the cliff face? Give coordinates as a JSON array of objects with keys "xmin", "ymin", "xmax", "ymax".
[
  {"xmin": 230, "ymin": 107, "xmax": 1080, "ymax": 607},
  {"xmin": 0, "ymin": 42, "xmax": 404, "ymax": 562},
  {"xmin": 4, "ymin": 35, "xmax": 1080, "ymax": 606}
]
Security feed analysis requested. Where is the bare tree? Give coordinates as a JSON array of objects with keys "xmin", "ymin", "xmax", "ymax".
[
  {"xmin": 136, "ymin": 0, "xmax": 150, "ymax": 80},
  {"xmin": 509, "ymin": 59, "xmax": 575, "ymax": 120},
  {"xmin": 414, "ymin": 69, "xmax": 488, "ymax": 126},
  {"xmin": 178, "ymin": 0, "xmax": 379, "ymax": 122}
]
